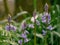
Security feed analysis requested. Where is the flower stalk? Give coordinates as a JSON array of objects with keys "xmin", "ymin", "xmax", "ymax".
[
  {"xmin": 8, "ymin": 14, "xmax": 11, "ymax": 31},
  {"xmin": 34, "ymin": 0, "xmax": 37, "ymax": 9},
  {"xmin": 44, "ymin": 3, "xmax": 49, "ymax": 45},
  {"xmin": 33, "ymin": 0, "xmax": 37, "ymax": 44},
  {"xmin": 33, "ymin": 10, "xmax": 36, "ymax": 45}
]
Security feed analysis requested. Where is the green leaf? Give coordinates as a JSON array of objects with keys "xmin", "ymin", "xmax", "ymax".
[
  {"xmin": 53, "ymin": 31, "xmax": 60, "ymax": 37},
  {"xmin": 33, "ymin": 33, "xmax": 44, "ymax": 39},
  {"xmin": 13, "ymin": 11, "xmax": 28, "ymax": 19}
]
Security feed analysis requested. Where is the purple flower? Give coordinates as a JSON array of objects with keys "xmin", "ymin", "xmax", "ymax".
[
  {"xmin": 24, "ymin": 38, "xmax": 30, "ymax": 43},
  {"xmin": 28, "ymin": 24, "xmax": 34, "ymax": 28},
  {"xmin": 21, "ymin": 22, "xmax": 27, "ymax": 30},
  {"xmin": 18, "ymin": 40, "xmax": 22, "ymax": 45},
  {"xmin": 42, "ymin": 12, "xmax": 51, "ymax": 24},
  {"xmin": 11, "ymin": 26, "xmax": 17, "ymax": 31},
  {"xmin": 5, "ymin": 24, "xmax": 17, "ymax": 31},
  {"xmin": 21, "ymin": 33, "xmax": 27, "ymax": 39},
  {"xmin": 18, "ymin": 38, "xmax": 30, "ymax": 45},
  {"xmin": 42, "ymin": 30, "xmax": 46, "ymax": 36},
  {"xmin": 42, "ymin": 15, "xmax": 46, "ymax": 23},
  {"xmin": 5, "ymin": 25, "xmax": 11, "ymax": 31},
  {"xmin": 47, "ymin": 25, "xmax": 53, "ymax": 30}
]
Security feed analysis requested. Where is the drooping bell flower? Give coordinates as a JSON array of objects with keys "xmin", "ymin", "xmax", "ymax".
[
  {"xmin": 11, "ymin": 25, "xmax": 17, "ymax": 31},
  {"xmin": 5, "ymin": 24, "xmax": 17, "ymax": 31},
  {"xmin": 5, "ymin": 24, "xmax": 11, "ymax": 31},
  {"xmin": 47, "ymin": 25, "xmax": 56, "ymax": 30},
  {"xmin": 19, "ymin": 30, "xmax": 30, "ymax": 45},
  {"xmin": 18, "ymin": 40, "xmax": 22, "ymax": 45},
  {"xmin": 21, "ymin": 22, "xmax": 27, "ymax": 30},
  {"xmin": 20, "ymin": 33, "xmax": 27, "ymax": 39},
  {"xmin": 18, "ymin": 38, "xmax": 30, "ymax": 45},
  {"xmin": 42, "ymin": 13, "xmax": 51, "ymax": 24}
]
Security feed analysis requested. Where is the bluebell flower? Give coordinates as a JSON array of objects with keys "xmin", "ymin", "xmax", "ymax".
[
  {"xmin": 21, "ymin": 33, "xmax": 27, "ymax": 39},
  {"xmin": 47, "ymin": 25, "xmax": 53, "ymax": 30},
  {"xmin": 18, "ymin": 40, "xmax": 22, "ymax": 45},
  {"xmin": 24, "ymin": 38, "xmax": 30, "ymax": 43},
  {"xmin": 21, "ymin": 22, "xmax": 27, "ymax": 30},
  {"xmin": 42, "ymin": 30, "xmax": 46, "ymax": 36},
  {"xmin": 42, "ymin": 15, "xmax": 46, "ymax": 23},
  {"xmin": 42, "ymin": 12, "xmax": 51, "ymax": 24},
  {"xmin": 28, "ymin": 24, "xmax": 34, "ymax": 28},
  {"xmin": 18, "ymin": 38, "xmax": 30, "ymax": 45},
  {"xmin": 5, "ymin": 25, "xmax": 11, "ymax": 31},
  {"xmin": 19, "ymin": 30, "xmax": 30, "ymax": 45},
  {"xmin": 11, "ymin": 26, "xmax": 17, "ymax": 31},
  {"xmin": 42, "ymin": 3, "xmax": 51, "ymax": 24},
  {"xmin": 5, "ymin": 24, "xmax": 17, "ymax": 31}
]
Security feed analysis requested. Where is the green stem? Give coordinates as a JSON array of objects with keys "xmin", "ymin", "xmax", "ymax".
[
  {"xmin": 51, "ymin": 32, "xmax": 53, "ymax": 45},
  {"xmin": 33, "ymin": 0, "xmax": 37, "ymax": 9},
  {"xmin": 22, "ymin": 38, "xmax": 24, "ymax": 45},
  {"xmin": 34, "ymin": 22, "xmax": 36, "ymax": 45},
  {"xmin": 44, "ymin": 33, "xmax": 48, "ymax": 45},
  {"xmin": 33, "ymin": 0, "xmax": 37, "ymax": 45}
]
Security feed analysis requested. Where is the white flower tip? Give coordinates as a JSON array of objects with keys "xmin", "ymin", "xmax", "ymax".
[{"xmin": 31, "ymin": 15, "xmax": 38, "ymax": 23}]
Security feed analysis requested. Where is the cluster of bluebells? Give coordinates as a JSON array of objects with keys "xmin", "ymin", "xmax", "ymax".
[
  {"xmin": 28, "ymin": 3, "xmax": 55, "ymax": 36},
  {"xmin": 4, "ymin": 3, "xmax": 56, "ymax": 45},
  {"xmin": 18, "ymin": 22, "xmax": 30, "ymax": 45},
  {"xmin": 42, "ymin": 3, "xmax": 55, "ymax": 36},
  {"xmin": 42, "ymin": 12, "xmax": 51, "ymax": 24},
  {"xmin": 5, "ymin": 14, "xmax": 17, "ymax": 31}
]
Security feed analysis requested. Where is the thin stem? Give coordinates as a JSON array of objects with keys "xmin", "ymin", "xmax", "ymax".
[
  {"xmin": 33, "ymin": 0, "xmax": 37, "ymax": 9},
  {"xmin": 44, "ymin": 33, "xmax": 48, "ymax": 45},
  {"xmin": 51, "ymin": 32, "xmax": 53, "ymax": 45},
  {"xmin": 33, "ymin": 0, "xmax": 37, "ymax": 44},
  {"xmin": 22, "ymin": 38, "xmax": 24, "ymax": 45},
  {"xmin": 34, "ymin": 21, "xmax": 36, "ymax": 45}
]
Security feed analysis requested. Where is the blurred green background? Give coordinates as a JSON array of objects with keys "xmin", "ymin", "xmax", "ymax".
[{"xmin": 0, "ymin": 0, "xmax": 60, "ymax": 21}]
